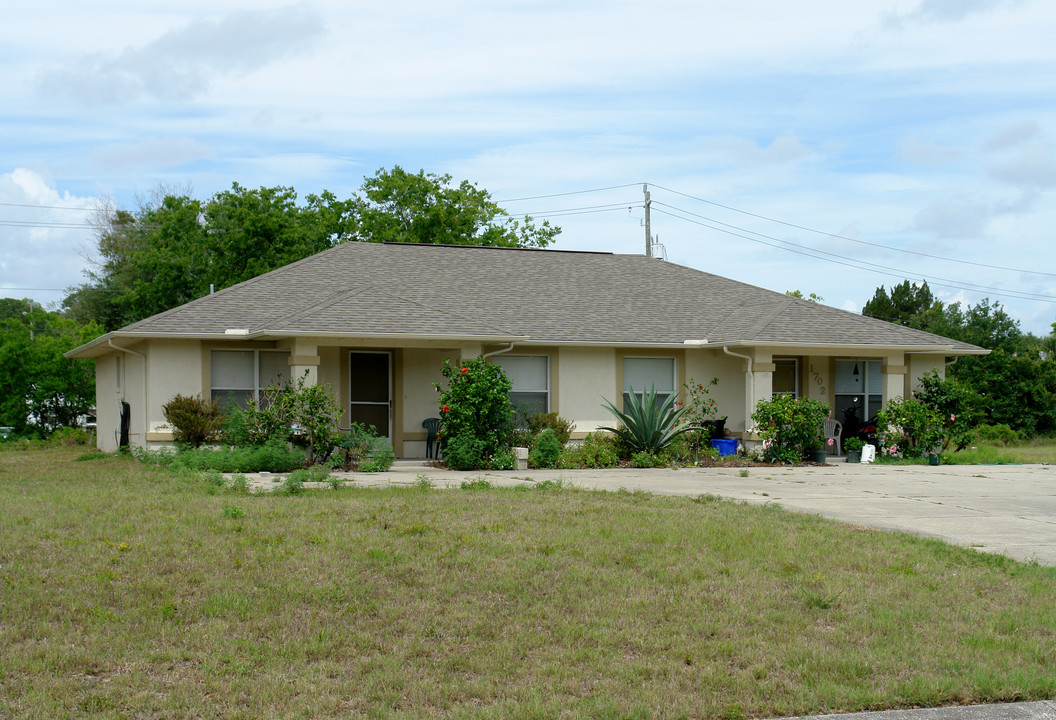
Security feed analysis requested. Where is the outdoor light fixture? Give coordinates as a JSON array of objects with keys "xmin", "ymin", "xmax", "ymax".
[{"xmin": 852, "ymin": 363, "xmax": 860, "ymax": 377}]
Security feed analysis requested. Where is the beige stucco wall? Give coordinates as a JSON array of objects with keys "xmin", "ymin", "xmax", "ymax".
[
  {"xmin": 94, "ymin": 352, "xmax": 124, "ymax": 453},
  {"xmin": 908, "ymin": 354, "xmax": 946, "ymax": 394},
  {"xmin": 684, "ymin": 348, "xmax": 749, "ymax": 433},
  {"xmin": 400, "ymin": 348, "xmax": 450, "ymax": 457},
  {"xmin": 145, "ymin": 340, "xmax": 204, "ymax": 446},
  {"xmin": 554, "ymin": 346, "xmax": 617, "ymax": 436}
]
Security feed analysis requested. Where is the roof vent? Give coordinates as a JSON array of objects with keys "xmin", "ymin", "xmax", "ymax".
[{"xmin": 224, "ymin": 329, "xmax": 250, "ymax": 336}]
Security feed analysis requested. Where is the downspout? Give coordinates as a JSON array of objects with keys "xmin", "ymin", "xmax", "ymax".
[
  {"xmin": 481, "ymin": 342, "xmax": 517, "ymax": 360},
  {"xmin": 109, "ymin": 339, "xmax": 147, "ymax": 448},
  {"xmin": 723, "ymin": 346, "xmax": 754, "ymax": 436}
]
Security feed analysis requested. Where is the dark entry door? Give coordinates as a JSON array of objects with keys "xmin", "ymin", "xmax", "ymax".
[{"xmin": 349, "ymin": 351, "xmax": 391, "ymax": 440}]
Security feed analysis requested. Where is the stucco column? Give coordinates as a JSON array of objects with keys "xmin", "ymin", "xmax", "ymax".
[
  {"xmin": 458, "ymin": 343, "xmax": 483, "ymax": 363},
  {"xmin": 287, "ymin": 339, "xmax": 321, "ymax": 385},
  {"xmin": 881, "ymin": 352, "xmax": 908, "ymax": 402}
]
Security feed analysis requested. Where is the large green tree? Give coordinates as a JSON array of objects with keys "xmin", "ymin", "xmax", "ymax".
[
  {"xmin": 862, "ymin": 283, "xmax": 1056, "ymax": 436},
  {"xmin": 349, "ymin": 166, "xmax": 558, "ymax": 248},
  {"xmin": 0, "ymin": 300, "xmax": 101, "ymax": 435},
  {"xmin": 65, "ymin": 168, "xmax": 559, "ymax": 331}
]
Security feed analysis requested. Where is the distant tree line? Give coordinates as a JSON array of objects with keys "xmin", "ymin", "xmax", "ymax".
[{"xmin": 863, "ymin": 280, "xmax": 1056, "ymax": 436}]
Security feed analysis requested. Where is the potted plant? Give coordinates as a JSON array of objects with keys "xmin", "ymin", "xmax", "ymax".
[{"xmin": 844, "ymin": 436, "xmax": 865, "ymax": 463}]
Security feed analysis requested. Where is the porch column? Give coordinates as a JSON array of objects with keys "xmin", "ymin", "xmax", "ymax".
[
  {"xmin": 287, "ymin": 339, "xmax": 321, "ymax": 385},
  {"xmin": 881, "ymin": 353, "xmax": 908, "ymax": 403},
  {"xmin": 457, "ymin": 343, "xmax": 483, "ymax": 363}
]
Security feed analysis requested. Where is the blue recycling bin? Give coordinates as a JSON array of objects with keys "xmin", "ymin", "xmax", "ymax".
[{"xmin": 710, "ymin": 438, "xmax": 737, "ymax": 457}]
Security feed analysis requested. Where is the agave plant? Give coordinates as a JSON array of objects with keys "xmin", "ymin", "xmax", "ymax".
[{"xmin": 601, "ymin": 385, "xmax": 701, "ymax": 454}]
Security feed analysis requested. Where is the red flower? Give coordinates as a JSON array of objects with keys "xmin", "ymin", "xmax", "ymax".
[
  {"xmin": 442, "ymin": 405, "xmax": 449, "ymax": 413},
  {"xmin": 461, "ymin": 367, "xmax": 469, "ymax": 375},
  {"xmin": 676, "ymin": 401, "xmax": 683, "ymax": 406},
  {"xmin": 698, "ymin": 385, "xmax": 704, "ymax": 390}
]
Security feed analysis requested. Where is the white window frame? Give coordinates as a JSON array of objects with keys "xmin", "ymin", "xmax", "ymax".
[
  {"xmin": 210, "ymin": 349, "xmax": 290, "ymax": 407},
  {"xmin": 772, "ymin": 358, "xmax": 799, "ymax": 397},
  {"xmin": 495, "ymin": 354, "xmax": 550, "ymax": 420},
  {"xmin": 622, "ymin": 356, "xmax": 677, "ymax": 407}
]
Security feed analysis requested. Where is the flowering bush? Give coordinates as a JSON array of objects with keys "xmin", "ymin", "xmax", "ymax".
[
  {"xmin": 751, "ymin": 395, "xmax": 829, "ymax": 463},
  {"xmin": 912, "ymin": 370, "xmax": 980, "ymax": 451},
  {"xmin": 875, "ymin": 395, "xmax": 944, "ymax": 459},
  {"xmin": 434, "ymin": 357, "xmax": 514, "ymax": 469}
]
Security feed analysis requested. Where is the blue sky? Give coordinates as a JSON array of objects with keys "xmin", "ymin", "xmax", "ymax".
[{"xmin": 3, "ymin": 0, "xmax": 1055, "ymax": 334}]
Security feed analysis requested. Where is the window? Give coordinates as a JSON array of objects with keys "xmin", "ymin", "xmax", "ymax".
[
  {"xmin": 772, "ymin": 359, "xmax": 799, "ymax": 397},
  {"xmin": 623, "ymin": 357, "xmax": 676, "ymax": 406},
  {"xmin": 494, "ymin": 355, "xmax": 549, "ymax": 422},
  {"xmin": 834, "ymin": 359, "xmax": 882, "ymax": 433},
  {"xmin": 210, "ymin": 350, "xmax": 290, "ymax": 408}
]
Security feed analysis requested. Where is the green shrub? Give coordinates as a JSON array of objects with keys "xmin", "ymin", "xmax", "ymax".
[
  {"xmin": 913, "ymin": 370, "xmax": 981, "ymax": 451},
  {"xmin": 844, "ymin": 436, "xmax": 865, "ymax": 452},
  {"xmin": 631, "ymin": 450, "xmax": 666, "ymax": 468},
  {"xmin": 557, "ymin": 432, "xmax": 619, "ymax": 469},
  {"xmin": 876, "ymin": 396, "xmax": 944, "ymax": 459},
  {"xmin": 460, "ymin": 478, "xmax": 492, "ymax": 490},
  {"xmin": 601, "ymin": 385, "xmax": 699, "ymax": 454},
  {"xmin": 973, "ymin": 423, "xmax": 1020, "ymax": 447},
  {"xmin": 529, "ymin": 428, "xmax": 563, "ymax": 469},
  {"xmin": 489, "ymin": 447, "xmax": 517, "ymax": 470},
  {"xmin": 751, "ymin": 395, "xmax": 829, "ymax": 463},
  {"xmin": 360, "ymin": 438, "xmax": 395, "ymax": 473},
  {"xmin": 444, "ymin": 432, "xmax": 488, "ymax": 471},
  {"xmin": 48, "ymin": 426, "xmax": 92, "ymax": 447},
  {"xmin": 335, "ymin": 423, "xmax": 391, "ymax": 471},
  {"xmin": 436, "ymin": 357, "xmax": 514, "ymax": 468},
  {"xmin": 220, "ymin": 406, "xmax": 253, "ymax": 447},
  {"xmin": 526, "ymin": 412, "xmax": 573, "ymax": 445},
  {"xmin": 151, "ymin": 438, "xmax": 304, "ymax": 474},
  {"xmin": 162, "ymin": 394, "xmax": 226, "ymax": 448}
]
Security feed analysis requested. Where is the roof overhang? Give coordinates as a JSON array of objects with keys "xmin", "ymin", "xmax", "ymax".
[{"xmin": 65, "ymin": 330, "xmax": 531, "ymax": 359}]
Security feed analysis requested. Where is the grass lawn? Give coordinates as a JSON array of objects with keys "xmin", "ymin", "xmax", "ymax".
[{"xmin": 2, "ymin": 448, "xmax": 1055, "ymax": 719}]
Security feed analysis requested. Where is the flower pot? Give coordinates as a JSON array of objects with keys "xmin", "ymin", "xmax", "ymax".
[
  {"xmin": 812, "ymin": 449, "xmax": 828, "ymax": 464},
  {"xmin": 845, "ymin": 450, "xmax": 862, "ymax": 464},
  {"xmin": 928, "ymin": 453, "xmax": 940, "ymax": 466}
]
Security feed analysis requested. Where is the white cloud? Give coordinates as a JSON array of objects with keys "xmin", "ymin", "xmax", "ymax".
[
  {"xmin": 0, "ymin": 169, "xmax": 97, "ymax": 306},
  {"xmin": 983, "ymin": 120, "xmax": 1041, "ymax": 152},
  {"xmin": 987, "ymin": 143, "xmax": 1056, "ymax": 190},
  {"xmin": 35, "ymin": 4, "xmax": 324, "ymax": 105},
  {"xmin": 87, "ymin": 137, "xmax": 212, "ymax": 173},
  {"xmin": 884, "ymin": 0, "xmax": 1023, "ymax": 29}
]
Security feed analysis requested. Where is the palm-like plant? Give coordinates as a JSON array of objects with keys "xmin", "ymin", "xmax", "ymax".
[{"xmin": 601, "ymin": 385, "xmax": 701, "ymax": 454}]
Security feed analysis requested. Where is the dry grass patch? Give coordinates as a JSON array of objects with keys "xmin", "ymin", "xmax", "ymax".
[{"xmin": 1, "ymin": 448, "xmax": 1055, "ymax": 719}]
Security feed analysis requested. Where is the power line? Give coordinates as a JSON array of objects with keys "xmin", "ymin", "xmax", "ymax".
[
  {"xmin": 0, "ymin": 201, "xmax": 95, "ymax": 211},
  {"xmin": 652, "ymin": 204, "xmax": 1056, "ymax": 304},
  {"xmin": 506, "ymin": 201, "xmax": 642, "ymax": 220},
  {"xmin": 0, "ymin": 220, "xmax": 95, "ymax": 230},
  {"xmin": 497, "ymin": 183, "xmax": 642, "ymax": 203},
  {"xmin": 650, "ymin": 183, "xmax": 1056, "ymax": 279}
]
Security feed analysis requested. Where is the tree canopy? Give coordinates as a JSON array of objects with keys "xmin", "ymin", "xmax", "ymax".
[
  {"xmin": 64, "ymin": 167, "xmax": 560, "ymax": 331},
  {"xmin": 862, "ymin": 281, "xmax": 1056, "ymax": 436},
  {"xmin": 0, "ymin": 299, "xmax": 102, "ymax": 435}
]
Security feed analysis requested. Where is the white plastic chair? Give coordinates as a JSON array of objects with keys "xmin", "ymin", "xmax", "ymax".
[{"xmin": 823, "ymin": 418, "xmax": 842, "ymax": 455}]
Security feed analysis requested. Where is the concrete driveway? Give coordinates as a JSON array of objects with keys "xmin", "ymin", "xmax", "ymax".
[{"xmin": 251, "ymin": 460, "xmax": 1056, "ymax": 567}]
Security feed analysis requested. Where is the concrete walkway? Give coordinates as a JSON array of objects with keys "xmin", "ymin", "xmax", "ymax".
[{"xmin": 249, "ymin": 458, "xmax": 1056, "ymax": 566}]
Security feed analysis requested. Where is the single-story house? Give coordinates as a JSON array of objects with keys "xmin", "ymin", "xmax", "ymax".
[{"xmin": 67, "ymin": 241, "xmax": 987, "ymax": 455}]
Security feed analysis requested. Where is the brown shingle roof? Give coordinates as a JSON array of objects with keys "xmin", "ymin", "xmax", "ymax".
[{"xmin": 71, "ymin": 242, "xmax": 987, "ymax": 354}]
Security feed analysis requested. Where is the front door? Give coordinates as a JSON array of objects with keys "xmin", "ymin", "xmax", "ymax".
[{"xmin": 349, "ymin": 351, "xmax": 391, "ymax": 440}]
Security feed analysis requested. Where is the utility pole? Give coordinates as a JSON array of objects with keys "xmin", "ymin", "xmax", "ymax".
[{"xmin": 643, "ymin": 183, "xmax": 652, "ymax": 257}]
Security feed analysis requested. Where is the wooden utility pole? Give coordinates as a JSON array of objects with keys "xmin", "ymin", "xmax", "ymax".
[{"xmin": 643, "ymin": 183, "xmax": 652, "ymax": 257}]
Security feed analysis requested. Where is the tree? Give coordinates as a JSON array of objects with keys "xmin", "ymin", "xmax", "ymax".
[
  {"xmin": 862, "ymin": 280, "xmax": 937, "ymax": 327},
  {"xmin": 65, "ymin": 170, "xmax": 560, "ymax": 331},
  {"xmin": 348, "ymin": 166, "xmax": 558, "ymax": 248},
  {"xmin": 0, "ymin": 300, "xmax": 101, "ymax": 435},
  {"xmin": 785, "ymin": 290, "xmax": 824, "ymax": 303},
  {"xmin": 862, "ymin": 282, "xmax": 1056, "ymax": 437}
]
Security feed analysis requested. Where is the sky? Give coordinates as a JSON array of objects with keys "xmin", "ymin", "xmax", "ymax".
[{"xmin": 2, "ymin": 0, "xmax": 1055, "ymax": 334}]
